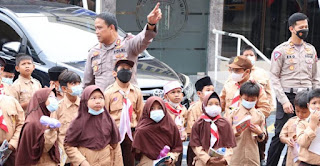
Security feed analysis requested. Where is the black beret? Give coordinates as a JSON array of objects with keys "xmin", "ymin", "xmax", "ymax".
[
  {"xmin": 195, "ymin": 76, "xmax": 213, "ymax": 92},
  {"xmin": 3, "ymin": 61, "xmax": 15, "ymax": 73},
  {"xmin": 209, "ymin": 92, "xmax": 220, "ymax": 103},
  {"xmin": 48, "ymin": 66, "xmax": 67, "ymax": 81}
]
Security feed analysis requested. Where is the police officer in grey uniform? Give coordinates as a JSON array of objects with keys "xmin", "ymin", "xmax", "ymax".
[
  {"xmin": 267, "ymin": 13, "xmax": 320, "ymax": 166},
  {"xmin": 83, "ymin": 3, "xmax": 162, "ymax": 91}
]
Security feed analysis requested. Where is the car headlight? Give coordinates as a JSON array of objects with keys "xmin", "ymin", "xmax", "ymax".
[{"xmin": 181, "ymin": 74, "xmax": 194, "ymax": 100}]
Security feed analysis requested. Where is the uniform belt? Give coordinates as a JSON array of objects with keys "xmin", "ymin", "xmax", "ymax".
[{"xmin": 283, "ymin": 87, "xmax": 310, "ymax": 94}]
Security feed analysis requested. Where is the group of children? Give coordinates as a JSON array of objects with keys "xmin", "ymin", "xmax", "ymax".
[{"xmin": 0, "ymin": 52, "xmax": 318, "ymax": 166}]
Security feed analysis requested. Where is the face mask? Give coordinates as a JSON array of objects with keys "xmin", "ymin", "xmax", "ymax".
[
  {"xmin": 117, "ymin": 69, "xmax": 132, "ymax": 83},
  {"xmin": 150, "ymin": 109, "xmax": 165, "ymax": 123},
  {"xmin": 204, "ymin": 91, "xmax": 214, "ymax": 96},
  {"xmin": 205, "ymin": 105, "xmax": 222, "ymax": 118},
  {"xmin": 168, "ymin": 100, "xmax": 179, "ymax": 108},
  {"xmin": 58, "ymin": 86, "xmax": 62, "ymax": 93},
  {"xmin": 1, "ymin": 77, "xmax": 13, "ymax": 85},
  {"xmin": 46, "ymin": 97, "xmax": 59, "ymax": 112},
  {"xmin": 88, "ymin": 107, "xmax": 104, "ymax": 115},
  {"xmin": 241, "ymin": 99, "xmax": 256, "ymax": 109},
  {"xmin": 295, "ymin": 29, "xmax": 309, "ymax": 40},
  {"xmin": 247, "ymin": 56, "xmax": 256, "ymax": 66},
  {"xmin": 70, "ymin": 85, "xmax": 83, "ymax": 96},
  {"xmin": 231, "ymin": 72, "xmax": 244, "ymax": 82}
]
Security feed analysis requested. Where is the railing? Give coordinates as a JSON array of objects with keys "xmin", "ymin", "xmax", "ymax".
[{"xmin": 211, "ymin": 29, "xmax": 271, "ymax": 87}]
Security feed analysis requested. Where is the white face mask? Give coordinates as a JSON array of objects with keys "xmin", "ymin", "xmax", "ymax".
[
  {"xmin": 231, "ymin": 72, "xmax": 244, "ymax": 82},
  {"xmin": 307, "ymin": 108, "xmax": 317, "ymax": 121},
  {"xmin": 241, "ymin": 99, "xmax": 256, "ymax": 109},
  {"xmin": 247, "ymin": 56, "xmax": 256, "ymax": 66},
  {"xmin": 204, "ymin": 91, "xmax": 214, "ymax": 96},
  {"xmin": 168, "ymin": 100, "xmax": 179, "ymax": 108},
  {"xmin": 150, "ymin": 109, "xmax": 165, "ymax": 123},
  {"xmin": 205, "ymin": 105, "xmax": 222, "ymax": 118}
]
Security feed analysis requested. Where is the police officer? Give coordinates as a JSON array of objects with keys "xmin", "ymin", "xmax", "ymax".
[
  {"xmin": 267, "ymin": 13, "xmax": 320, "ymax": 166},
  {"xmin": 83, "ymin": 3, "xmax": 162, "ymax": 91}
]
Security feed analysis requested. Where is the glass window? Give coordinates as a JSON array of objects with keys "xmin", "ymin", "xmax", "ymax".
[{"xmin": 223, "ymin": 0, "xmax": 320, "ymax": 58}]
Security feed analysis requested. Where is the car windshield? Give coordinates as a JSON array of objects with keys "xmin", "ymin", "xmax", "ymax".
[{"xmin": 16, "ymin": 8, "xmax": 126, "ymax": 63}]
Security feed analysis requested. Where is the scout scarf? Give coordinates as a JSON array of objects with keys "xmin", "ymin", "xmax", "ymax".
[
  {"xmin": 230, "ymin": 83, "xmax": 241, "ymax": 110},
  {"xmin": 200, "ymin": 114, "xmax": 221, "ymax": 148},
  {"xmin": 119, "ymin": 89, "xmax": 133, "ymax": 143},
  {"xmin": 0, "ymin": 109, "xmax": 8, "ymax": 133},
  {"xmin": 165, "ymin": 102, "xmax": 184, "ymax": 126}
]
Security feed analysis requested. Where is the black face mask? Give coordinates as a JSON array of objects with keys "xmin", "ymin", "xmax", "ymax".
[
  {"xmin": 117, "ymin": 69, "xmax": 132, "ymax": 83},
  {"xmin": 295, "ymin": 29, "xmax": 309, "ymax": 40}
]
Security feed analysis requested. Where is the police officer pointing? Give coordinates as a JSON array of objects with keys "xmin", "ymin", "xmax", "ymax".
[
  {"xmin": 267, "ymin": 13, "xmax": 320, "ymax": 166},
  {"xmin": 83, "ymin": 3, "xmax": 162, "ymax": 91}
]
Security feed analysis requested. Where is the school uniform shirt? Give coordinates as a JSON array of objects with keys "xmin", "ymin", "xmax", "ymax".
[
  {"xmin": 225, "ymin": 66, "xmax": 274, "ymax": 112},
  {"xmin": 50, "ymin": 96, "xmax": 80, "ymax": 164},
  {"xmin": 186, "ymin": 100, "xmax": 203, "ymax": 135},
  {"xmin": 296, "ymin": 118, "xmax": 320, "ymax": 165},
  {"xmin": 0, "ymin": 95, "xmax": 25, "ymax": 150},
  {"xmin": 104, "ymin": 82, "xmax": 144, "ymax": 128},
  {"xmin": 165, "ymin": 102, "xmax": 188, "ymax": 140},
  {"xmin": 8, "ymin": 75, "xmax": 42, "ymax": 111},
  {"xmin": 32, "ymin": 129, "xmax": 58, "ymax": 166},
  {"xmin": 220, "ymin": 77, "xmax": 271, "ymax": 118},
  {"xmin": 225, "ymin": 105, "xmax": 266, "ymax": 166},
  {"xmin": 279, "ymin": 116, "xmax": 300, "ymax": 166},
  {"xmin": 0, "ymin": 82, "xmax": 11, "ymax": 96},
  {"xmin": 65, "ymin": 144, "xmax": 123, "ymax": 166}
]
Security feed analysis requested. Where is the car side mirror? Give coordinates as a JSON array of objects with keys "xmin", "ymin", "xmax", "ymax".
[{"xmin": 2, "ymin": 41, "xmax": 21, "ymax": 54}]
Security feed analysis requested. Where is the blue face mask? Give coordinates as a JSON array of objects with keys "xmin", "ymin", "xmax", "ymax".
[
  {"xmin": 150, "ymin": 109, "xmax": 165, "ymax": 123},
  {"xmin": 58, "ymin": 86, "xmax": 62, "ymax": 93},
  {"xmin": 70, "ymin": 85, "xmax": 83, "ymax": 96},
  {"xmin": 241, "ymin": 99, "xmax": 256, "ymax": 109},
  {"xmin": 88, "ymin": 107, "xmax": 104, "ymax": 115},
  {"xmin": 1, "ymin": 77, "xmax": 13, "ymax": 85},
  {"xmin": 46, "ymin": 97, "xmax": 59, "ymax": 112}
]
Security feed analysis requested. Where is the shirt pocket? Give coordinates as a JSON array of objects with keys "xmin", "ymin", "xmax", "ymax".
[
  {"xmin": 91, "ymin": 58, "xmax": 102, "ymax": 76},
  {"xmin": 110, "ymin": 98, "xmax": 123, "ymax": 113},
  {"xmin": 283, "ymin": 58, "xmax": 298, "ymax": 75},
  {"xmin": 304, "ymin": 58, "xmax": 314, "ymax": 73},
  {"xmin": 19, "ymin": 90, "xmax": 31, "ymax": 103},
  {"xmin": 5, "ymin": 111, "xmax": 16, "ymax": 133}
]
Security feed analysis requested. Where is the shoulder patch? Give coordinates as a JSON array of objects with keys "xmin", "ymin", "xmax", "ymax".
[
  {"xmin": 273, "ymin": 51, "xmax": 282, "ymax": 61},
  {"xmin": 125, "ymin": 33, "xmax": 134, "ymax": 40},
  {"xmin": 104, "ymin": 84, "xmax": 114, "ymax": 92}
]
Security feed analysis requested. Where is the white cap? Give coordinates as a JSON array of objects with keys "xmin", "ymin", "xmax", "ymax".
[{"xmin": 163, "ymin": 81, "xmax": 183, "ymax": 94}]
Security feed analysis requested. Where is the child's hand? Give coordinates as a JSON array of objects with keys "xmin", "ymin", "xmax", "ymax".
[
  {"xmin": 164, "ymin": 158, "xmax": 173, "ymax": 165},
  {"xmin": 249, "ymin": 124, "xmax": 263, "ymax": 135},
  {"xmin": 235, "ymin": 131, "xmax": 242, "ymax": 137},
  {"xmin": 284, "ymin": 137, "xmax": 295, "ymax": 147},
  {"xmin": 207, "ymin": 156, "xmax": 226, "ymax": 165},
  {"xmin": 310, "ymin": 111, "xmax": 320, "ymax": 131},
  {"xmin": 81, "ymin": 160, "xmax": 90, "ymax": 166}
]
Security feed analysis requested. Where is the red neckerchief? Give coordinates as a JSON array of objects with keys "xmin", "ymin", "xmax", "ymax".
[
  {"xmin": 200, "ymin": 114, "xmax": 221, "ymax": 141},
  {"xmin": 165, "ymin": 102, "xmax": 182, "ymax": 116}
]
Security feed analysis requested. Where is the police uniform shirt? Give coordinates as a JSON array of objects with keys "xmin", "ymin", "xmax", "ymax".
[
  {"xmin": 270, "ymin": 39, "xmax": 320, "ymax": 105},
  {"xmin": 83, "ymin": 25, "xmax": 157, "ymax": 91}
]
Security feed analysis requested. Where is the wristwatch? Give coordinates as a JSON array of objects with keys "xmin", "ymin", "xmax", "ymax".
[
  {"xmin": 258, "ymin": 133, "xmax": 265, "ymax": 139},
  {"xmin": 147, "ymin": 22, "xmax": 156, "ymax": 26}
]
